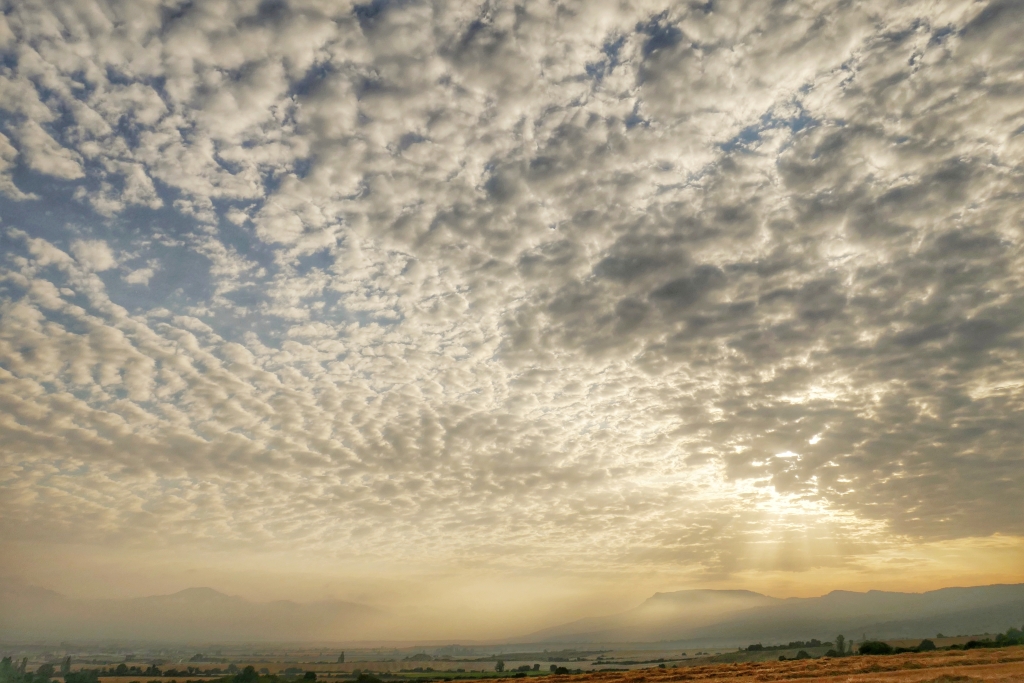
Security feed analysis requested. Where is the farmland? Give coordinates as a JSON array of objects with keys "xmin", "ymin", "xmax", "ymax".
[
  {"xmin": 576, "ymin": 647, "xmax": 1024, "ymax": 683},
  {"xmin": 52, "ymin": 646, "xmax": 1024, "ymax": 683}
]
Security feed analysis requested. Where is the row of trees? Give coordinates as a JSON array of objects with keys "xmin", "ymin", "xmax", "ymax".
[
  {"xmin": 1, "ymin": 657, "xmax": 75, "ymax": 683},
  {"xmin": 751, "ymin": 625, "xmax": 1024, "ymax": 661},
  {"xmin": 0, "ymin": 661, "xmax": 273, "ymax": 683},
  {"xmin": 851, "ymin": 625, "xmax": 1023, "ymax": 657},
  {"xmin": 493, "ymin": 662, "xmax": 572, "ymax": 675},
  {"xmin": 746, "ymin": 639, "xmax": 828, "ymax": 652}
]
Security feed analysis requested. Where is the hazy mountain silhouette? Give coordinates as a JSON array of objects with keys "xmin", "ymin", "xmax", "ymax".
[
  {"xmin": 517, "ymin": 584, "xmax": 1024, "ymax": 645},
  {"xmin": 519, "ymin": 589, "xmax": 780, "ymax": 643},
  {"xmin": 0, "ymin": 582, "xmax": 380, "ymax": 643},
  {"xmin": 4, "ymin": 581, "xmax": 1023, "ymax": 646}
]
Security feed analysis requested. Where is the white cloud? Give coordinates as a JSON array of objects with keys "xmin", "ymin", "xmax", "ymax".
[
  {"xmin": 0, "ymin": 131, "xmax": 37, "ymax": 200},
  {"xmin": 0, "ymin": 0, "xmax": 1023, "ymax": 629},
  {"xmin": 123, "ymin": 267, "xmax": 155, "ymax": 285},
  {"xmin": 16, "ymin": 119, "xmax": 84, "ymax": 180},
  {"xmin": 70, "ymin": 239, "xmax": 117, "ymax": 272}
]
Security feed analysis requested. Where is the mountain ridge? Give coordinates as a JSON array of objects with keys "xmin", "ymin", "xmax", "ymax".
[
  {"xmin": 0, "ymin": 582, "xmax": 380, "ymax": 643},
  {"xmin": 516, "ymin": 584, "xmax": 1024, "ymax": 646},
  {"xmin": 3, "ymin": 582, "xmax": 1023, "ymax": 646}
]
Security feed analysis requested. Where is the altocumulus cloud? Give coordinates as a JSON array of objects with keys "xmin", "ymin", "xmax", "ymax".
[{"xmin": 1, "ymin": 0, "xmax": 1023, "ymax": 590}]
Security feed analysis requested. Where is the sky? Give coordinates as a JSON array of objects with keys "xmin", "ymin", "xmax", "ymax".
[{"xmin": 1, "ymin": 0, "xmax": 1024, "ymax": 642}]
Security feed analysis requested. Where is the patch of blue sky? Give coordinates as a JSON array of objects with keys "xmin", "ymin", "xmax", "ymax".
[
  {"xmin": 1, "ymin": 171, "xmax": 97, "ymax": 245},
  {"xmin": 1, "ymin": 177, "xmax": 273, "ymax": 340},
  {"xmin": 293, "ymin": 247, "xmax": 335, "ymax": 276},
  {"xmin": 290, "ymin": 60, "xmax": 335, "ymax": 98},
  {"xmin": 636, "ymin": 13, "xmax": 683, "ymax": 59},
  {"xmin": 207, "ymin": 200, "xmax": 278, "ymax": 269},
  {"xmin": 353, "ymin": 0, "xmax": 395, "ymax": 28},
  {"xmin": 625, "ymin": 101, "xmax": 650, "ymax": 130},
  {"xmin": 585, "ymin": 35, "xmax": 627, "ymax": 83},
  {"xmin": 99, "ymin": 244, "xmax": 213, "ymax": 313},
  {"xmin": 719, "ymin": 105, "xmax": 819, "ymax": 153},
  {"xmin": 929, "ymin": 24, "xmax": 956, "ymax": 45}
]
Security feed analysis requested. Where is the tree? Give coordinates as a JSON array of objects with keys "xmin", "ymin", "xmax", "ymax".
[
  {"xmin": 835, "ymin": 636, "xmax": 845, "ymax": 655},
  {"xmin": 494, "ymin": 661, "xmax": 504, "ymax": 673},
  {"xmin": 37, "ymin": 664, "xmax": 55, "ymax": 679},
  {"xmin": 60, "ymin": 660, "xmax": 71, "ymax": 679},
  {"xmin": 337, "ymin": 654, "xmax": 345, "ymax": 665},
  {"xmin": 917, "ymin": 640, "xmax": 936, "ymax": 652},
  {"xmin": 303, "ymin": 673, "xmax": 316, "ymax": 681},
  {"xmin": 236, "ymin": 666, "xmax": 258, "ymax": 683}
]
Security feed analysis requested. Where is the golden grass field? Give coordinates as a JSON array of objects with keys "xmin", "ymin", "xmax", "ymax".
[
  {"xmin": 89, "ymin": 647, "xmax": 1024, "ymax": 683},
  {"xmin": 568, "ymin": 648, "xmax": 1024, "ymax": 683}
]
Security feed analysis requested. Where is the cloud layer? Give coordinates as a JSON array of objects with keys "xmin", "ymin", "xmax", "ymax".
[{"xmin": 1, "ymin": 0, "xmax": 1023, "ymax": 626}]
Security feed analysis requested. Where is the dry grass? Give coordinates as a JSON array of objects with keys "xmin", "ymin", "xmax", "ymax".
[{"xmin": 553, "ymin": 647, "xmax": 1024, "ymax": 683}]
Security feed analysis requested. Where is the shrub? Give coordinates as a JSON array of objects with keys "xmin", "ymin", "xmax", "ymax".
[
  {"xmin": 918, "ymin": 640, "xmax": 937, "ymax": 652},
  {"xmin": 858, "ymin": 641, "xmax": 893, "ymax": 656}
]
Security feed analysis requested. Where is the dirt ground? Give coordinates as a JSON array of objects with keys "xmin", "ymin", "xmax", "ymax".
[{"xmin": 563, "ymin": 647, "xmax": 1024, "ymax": 683}]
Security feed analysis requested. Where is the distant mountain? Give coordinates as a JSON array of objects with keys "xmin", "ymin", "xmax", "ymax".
[
  {"xmin": 520, "ymin": 590, "xmax": 780, "ymax": 643},
  {"xmin": 0, "ymin": 583, "xmax": 380, "ymax": 643},
  {"xmin": 5, "ymin": 581, "xmax": 1023, "ymax": 647},
  {"xmin": 517, "ymin": 584, "xmax": 1024, "ymax": 646}
]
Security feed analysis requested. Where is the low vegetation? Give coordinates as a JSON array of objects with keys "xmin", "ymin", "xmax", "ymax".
[{"xmin": 4, "ymin": 626, "xmax": 1022, "ymax": 683}]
